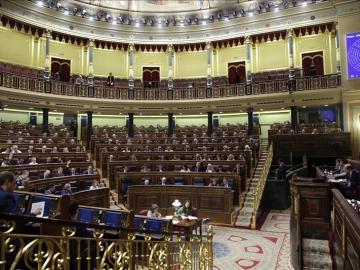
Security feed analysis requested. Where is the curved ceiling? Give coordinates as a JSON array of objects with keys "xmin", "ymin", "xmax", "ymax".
[
  {"xmin": 1, "ymin": 0, "xmax": 360, "ymax": 44},
  {"xmin": 74, "ymin": 0, "xmax": 241, "ymax": 14}
]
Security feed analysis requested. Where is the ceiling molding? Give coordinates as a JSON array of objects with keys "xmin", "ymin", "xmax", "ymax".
[{"xmin": 1, "ymin": 0, "xmax": 359, "ymax": 44}]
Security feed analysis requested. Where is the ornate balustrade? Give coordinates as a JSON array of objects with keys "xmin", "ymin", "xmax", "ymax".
[
  {"xmin": 0, "ymin": 213, "xmax": 213, "ymax": 270},
  {"xmin": 251, "ymin": 143, "xmax": 273, "ymax": 229},
  {"xmin": 0, "ymin": 71, "xmax": 341, "ymax": 101}
]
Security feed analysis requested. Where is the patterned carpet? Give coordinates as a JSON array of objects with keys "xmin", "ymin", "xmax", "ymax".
[{"xmin": 213, "ymin": 210, "xmax": 291, "ymax": 270}]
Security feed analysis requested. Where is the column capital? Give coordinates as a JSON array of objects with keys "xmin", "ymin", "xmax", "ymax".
[
  {"xmin": 168, "ymin": 44, "xmax": 173, "ymax": 51},
  {"xmin": 206, "ymin": 41, "xmax": 212, "ymax": 49},
  {"xmin": 88, "ymin": 39, "xmax": 94, "ymax": 47},
  {"xmin": 45, "ymin": 29, "xmax": 52, "ymax": 37},
  {"xmin": 129, "ymin": 43, "xmax": 135, "ymax": 51},
  {"xmin": 287, "ymin": 28, "xmax": 294, "ymax": 37},
  {"xmin": 245, "ymin": 36, "xmax": 252, "ymax": 44}
]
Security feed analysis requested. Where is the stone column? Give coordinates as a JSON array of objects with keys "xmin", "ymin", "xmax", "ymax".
[
  {"xmin": 167, "ymin": 113, "xmax": 174, "ymax": 137},
  {"xmin": 247, "ymin": 107, "xmax": 254, "ymax": 135},
  {"xmin": 245, "ymin": 36, "xmax": 252, "ymax": 85},
  {"xmin": 44, "ymin": 29, "xmax": 51, "ymax": 80},
  {"xmin": 42, "ymin": 108, "xmax": 49, "ymax": 134},
  {"xmin": 86, "ymin": 111, "xmax": 93, "ymax": 148},
  {"xmin": 290, "ymin": 106, "xmax": 298, "ymax": 131},
  {"xmin": 128, "ymin": 113, "xmax": 134, "ymax": 138},
  {"xmin": 287, "ymin": 29, "xmax": 295, "ymax": 80},
  {"xmin": 128, "ymin": 44, "xmax": 134, "ymax": 89},
  {"xmin": 334, "ymin": 22, "xmax": 341, "ymax": 74},
  {"xmin": 88, "ymin": 39, "xmax": 94, "ymax": 86},
  {"xmin": 287, "ymin": 29, "xmax": 296, "ymax": 92},
  {"xmin": 168, "ymin": 44, "xmax": 173, "ymax": 89},
  {"xmin": 206, "ymin": 42, "xmax": 213, "ymax": 88},
  {"xmin": 207, "ymin": 112, "xmax": 213, "ymax": 137}
]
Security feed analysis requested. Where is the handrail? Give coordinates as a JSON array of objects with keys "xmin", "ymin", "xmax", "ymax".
[
  {"xmin": 0, "ymin": 71, "xmax": 341, "ymax": 100},
  {"xmin": 0, "ymin": 213, "xmax": 214, "ymax": 270},
  {"xmin": 251, "ymin": 143, "xmax": 273, "ymax": 229}
]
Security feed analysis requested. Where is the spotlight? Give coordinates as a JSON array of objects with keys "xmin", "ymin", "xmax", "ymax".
[
  {"xmin": 224, "ymin": 16, "xmax": 229, "ymax": 21},
  {"xmin": 112, "ymin": 19, "xmax": 117, "ymax": 25},
  {"xmin": 274, "ymin": 7, "xmax": 279, "ymax": 12},
  {"xmin": 302, "ymin": 1, "xmax": 308, "ymax": 6},
  {"xmin": 179, "ymin": 21, "xmax": 184, "ymax": 27},
  {"xmin": 36, "ymin": 1, "xmax": 44, "ymax": 7},
  {"xmin": 64, "ymin": 10, "xmax": 69, "ymax": 15},
  {"xmin": 135, "ymin": 21, "xmax": 140, "ymax": 27},
  {"xmin": 248, "ymin": 12, "xmax": 253, "ymax": 17},
  {"xmin": 88, "ymin": 16, "xmax": 94, "ymax": 21},
  {"xmin": 202, "ymin": 20, "xmax": 207, "ymax": 25}
]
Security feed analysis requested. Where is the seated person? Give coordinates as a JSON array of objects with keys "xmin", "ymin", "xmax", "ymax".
[
  {"xmin": 339, "ymin": 164, "xmax": 360, "ymax": 198},
  {"xmin": 61, "ymin": 183, "xmax": 72, "ymax": 196},
  {"xmin": 208, "ymin": 178, "xmax": 219, "ymax": 187},
  {"xmin": 193, "ymin": 161, "xmax": 205, "ymax": 172},
  {"xmin": 89, "ymin": 180, "xmax": 100, "ymax": 190},
  {"xmin": 334, "ymin": 159, "xmax": 345, "ymax": 174},
  {"xmin": 0, "ymin": 171, "xmax": 41, "ymax": 215},
  {"xmin": 147, "ymin": 204, "xmax": 162, "ymax": 218},
  {"xmin": 206, "ymin": 163, "xmax": 215, "ymax": 173},
  {"xmin": 16, "ymin": 170, "xmax": 29, "ymax": 188},
  {"xmin": 160, "ymin": 177, "xmax": 167, "ymax": 186},
  {"xmin": 221, "ymin": 177, "xmax": 232, "ymax": 188},
  {"xmin": 179, "ymin": 200, "xmax": 193, "ymax": 217},
  {"xmin": 144, "ymin": 179, "xmax": 150, "ymax": 185},
  {"xmin": 44, "ymin": 185, "xmax": 56, "ymax": 195}
]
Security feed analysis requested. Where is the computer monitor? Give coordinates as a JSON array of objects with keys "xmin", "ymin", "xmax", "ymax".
[
  {"xmin": 13, "ymin": 192, "xmax": 30, "ymax": 214},
  {"xmin": 102, "ymin": 210, "xmax": 127, "ymax": 228},
  {"xmin": 26, "ymin": 195, "xmax": 58, "ymax": 218},
  {"xmin": 77, "ymin": 208, "xmax": 101, "ymax": 224},
  {"xmin": 133, "ymin": 216, "xmax": 146, "ymax": 230},
  {"xmin": 145, "ymin": 219, "xmax": 164, "ymax": 233}
]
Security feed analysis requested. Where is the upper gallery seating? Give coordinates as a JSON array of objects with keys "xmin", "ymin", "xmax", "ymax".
[{"xmin": 0, "ymin": 61, "xmax": 341, "ymax": 100}]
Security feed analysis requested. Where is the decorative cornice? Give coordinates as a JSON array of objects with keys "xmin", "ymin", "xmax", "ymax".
[{"xmin": 0, "ymin": 0, "xmax": 359, "ymax": 44}]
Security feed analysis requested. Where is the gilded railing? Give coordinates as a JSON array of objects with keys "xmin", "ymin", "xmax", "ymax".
[
  {"xmin": 250, "ymin": 143, "xmax": 273, "ymax": 229},
  {"xmin": 0, "ymin": 72, "xmax": 341, "ymax": 100},
  {"xmin": 0, "ymin": 214, "xmax": 213, "ymax": 270}
]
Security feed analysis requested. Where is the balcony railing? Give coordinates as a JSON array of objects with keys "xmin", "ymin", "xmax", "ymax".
[
  {"xmin": 0, "ymin": 213, "xmax": 213, "ymax": 270},
  {"xmin": 0, "ymin": 72, "xmax": 341, "ymax": 101}
]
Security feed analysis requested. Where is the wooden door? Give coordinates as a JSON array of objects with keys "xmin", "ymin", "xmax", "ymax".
[
  {"xmin": 51, "ymin": 57, "xmax": 71, "ymax": 82},
  {"xmin": 143, "ymin": 67, "xmax": 160, "ymax": 88},
  {"xmin": 302, "ymin": 52, "xmax": 324, "ymax": 76},
  {"xmin": 228, "ymin": 62, "xmax": 246, "ymax": 84}
]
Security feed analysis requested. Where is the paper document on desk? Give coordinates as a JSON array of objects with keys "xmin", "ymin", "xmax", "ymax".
[
  {"xmin": 31, "ymin": 201, "xmax": 45, "ymax": 217},
  {"xmin": 328, "ymin": 179, "xmax": 346, "ymax": 183},
  {"xmin": 164, "ymin": 215, "xmax": 173, "ymax": 220},
  {"xmin": 187, "ymin": 216, "xmax": 198, "ymax": 220}
]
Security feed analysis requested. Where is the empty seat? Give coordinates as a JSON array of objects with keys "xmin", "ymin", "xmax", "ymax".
[
  {"xmin": 174, "ymin": 177, "xmax": 184, "ymax": 185},
  {"xmin": 193, "ymin": 177, "xmax": 204, "ymax": 186}
]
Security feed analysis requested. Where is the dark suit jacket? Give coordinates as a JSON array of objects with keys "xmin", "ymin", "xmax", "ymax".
[
  {"xmin": 107, "ymin": 76, "xmax": 114, "ymax": 86},
  {"xmin": 347, "ymin": 169, "xmax": 360, "ymax": 189},
  {"xmin": 0, "ymin": 187, "xmax": 18, "ymax": 214}
]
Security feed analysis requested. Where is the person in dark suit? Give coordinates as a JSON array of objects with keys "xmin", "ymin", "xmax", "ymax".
[
  {"xmin": 107, "ymin": 72, "xmax": 115, "ymax": 86},
  {"xmin": 0, "ymin": 171, "xmax": 19, "ymax": 214},
  {"xmin": 275, "ymin": 159, "xmax": 287, "ymax": 180},
  {"xmin": 339, "ymin": 164, "xmax": 360, "ymax": 198}
]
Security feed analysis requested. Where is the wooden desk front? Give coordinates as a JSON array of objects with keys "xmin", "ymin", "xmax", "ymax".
[{"xmin": 127, "ymin": 185, "xmax": 233, "ymax": 224}]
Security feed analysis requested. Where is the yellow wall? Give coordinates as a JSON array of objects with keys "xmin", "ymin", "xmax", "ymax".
[
  {"xmin": 133, "ymin": 51, "xmax": 168, "ymax": 79},
  {"xmin": 93, "ymin": 48, "xmax": 127, "ymax": 78},
  {"xmin": 216, "ymin": 46, "xmax": 246, "ymax": 76},
  {"xmin": 175, "ymin": 51, "xmax": 207, "ymax": 78},
  {"xmin": 294, "ymin": 31, "xmax": 336, "ymax": 74},
  {"xmin": 0, "ymin": 26, "xmax": 32, "ymax": 67},
  {"xmin": 0, "ymin": 25, "xmax": 337, "ymax": 79},
  {"xmin": 256, "ymin": 39, "xmax": 289, "ymax": 72}
]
